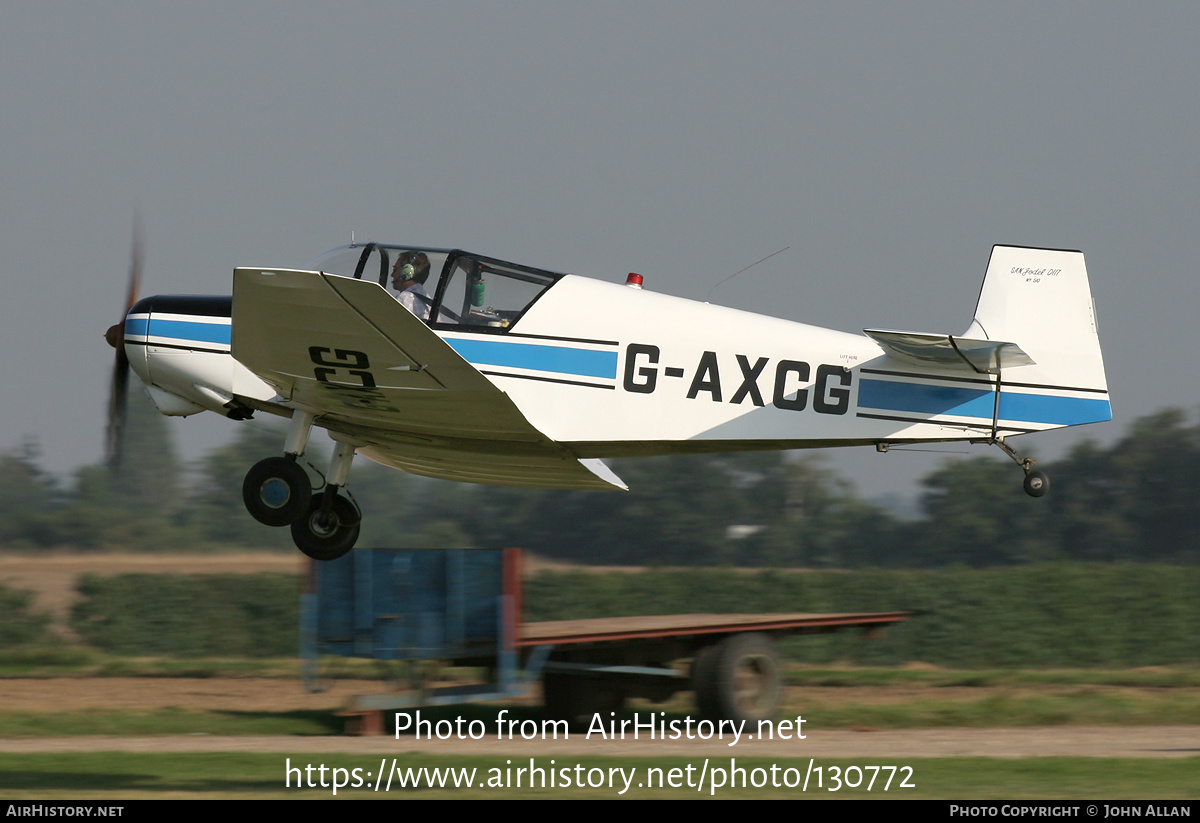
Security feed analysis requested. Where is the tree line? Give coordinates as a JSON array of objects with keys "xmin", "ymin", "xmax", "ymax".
[{"xmin": 3, "ymin": 390, "xmax": 1199, "ymax": 568}]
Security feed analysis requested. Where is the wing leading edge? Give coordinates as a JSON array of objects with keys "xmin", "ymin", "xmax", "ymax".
[{"xmin": 231, "ymin": 268, "xmax": 625, "ymax": 490}]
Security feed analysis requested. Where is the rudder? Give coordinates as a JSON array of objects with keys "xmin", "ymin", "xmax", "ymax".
[{"xmin": 963, "ymin": 245, "xmax": 1109, "ymax": 395}]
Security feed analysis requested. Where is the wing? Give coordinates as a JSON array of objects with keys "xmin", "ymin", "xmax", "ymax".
[{"xmin": 231, "ymin": 268, "xmax": 625, "ymax": 490}]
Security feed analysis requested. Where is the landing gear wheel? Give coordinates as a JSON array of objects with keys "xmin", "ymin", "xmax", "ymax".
[
  {"xmin": 291, "ymin": 492, "xmax": 360, "ymax": 560},
  {"xmin": 694, "ymin": 633, "xmax": 780, "ymax": 724},
  {"xmin": 242, "ymin": 456, "xmax": 311, "ymax": 526},
  {"xmin": 1023, "ymin": 470, "xmax": 1049, "ymax": 498}
]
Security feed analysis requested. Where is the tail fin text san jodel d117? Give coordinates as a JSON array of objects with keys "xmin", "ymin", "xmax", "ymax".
[{"xmin": 106, "ymin": 242, "xmax": 1111, "ymax": 559}]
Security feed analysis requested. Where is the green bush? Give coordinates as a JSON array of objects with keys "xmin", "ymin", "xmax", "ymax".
[
  {"xmin": 67, "ymin": 564, "xmax": 1200, "ymax": 667},
  {"xmin": 71, "ymin": 574, "xmax": 299, "ymax": 657},
  {"xmin": 0, "ymin": 585, "xmax": 52, "ymax": 648}
]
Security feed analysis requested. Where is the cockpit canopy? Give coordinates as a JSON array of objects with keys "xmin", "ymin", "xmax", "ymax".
[{"xmin": 309, "ymin": 244, "xmax": 562, "ymax": 332}]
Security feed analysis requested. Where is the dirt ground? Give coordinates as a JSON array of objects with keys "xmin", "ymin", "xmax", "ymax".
[
  {"xmin": 0, "ymin": 676, "xmax": 1137, "ymax": 715},
  {"xmin": 0, "ymin": 677, "xmax": 1195, "ymax": 758}
]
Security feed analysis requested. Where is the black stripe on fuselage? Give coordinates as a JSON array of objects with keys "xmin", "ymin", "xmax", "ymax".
[
  {"xmin": 854, "ymin": 409, "xmax": 1038, "ymax": 434},
  {"xmin": 129, "ymin": 294, "xmax": 232, "ymax": 317},
  {"xmin": 859, "ymin": 367, "xmax": 1109, "ymax": 395},
  {"xmin": 123, "ymin": 338, "xmax": 230, "ymax": 355}
]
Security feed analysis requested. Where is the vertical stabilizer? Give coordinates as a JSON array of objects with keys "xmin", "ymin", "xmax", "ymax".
[{"xmin": 963, "ymin": 245, "xmax": 1108, "ymax": 394}]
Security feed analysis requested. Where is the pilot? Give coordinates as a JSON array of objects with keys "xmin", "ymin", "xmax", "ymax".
[{"xmin": 391, "ymin": 252, "xmax": 433, "ymax": 321}]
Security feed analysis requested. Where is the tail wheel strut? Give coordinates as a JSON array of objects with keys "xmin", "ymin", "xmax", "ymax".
[{"xmin": 992, "ymin": 438, "xmax": 1049, "ymax": 498}]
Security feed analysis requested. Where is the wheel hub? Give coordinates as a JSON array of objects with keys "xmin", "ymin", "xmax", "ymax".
[
  {"xmin": 732, "ymin": 654, "xmax": 774, "ymax": 714},
  {"xmin": 259, "ymin": 477, "xmax": 291, "ymax": 509},
  {"xmin": 309, "ymin": 511, "xmax": 340, "ymax": 536}
]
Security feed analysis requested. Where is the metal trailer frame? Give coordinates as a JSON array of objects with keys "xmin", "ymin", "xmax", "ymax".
[{"xmin": 301, "ymin": 548, "xmax": 909, "ymax": 731}]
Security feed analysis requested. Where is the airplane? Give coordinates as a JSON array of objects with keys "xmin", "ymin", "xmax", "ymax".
[{"xmin": 105, "ymin": 241, "xmax": 1111, "ymax": 560}]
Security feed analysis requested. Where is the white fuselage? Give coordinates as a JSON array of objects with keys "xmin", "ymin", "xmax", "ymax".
[{"xmin": 125, "ymin": 269, "xmax": 1109, "ymax": 465}]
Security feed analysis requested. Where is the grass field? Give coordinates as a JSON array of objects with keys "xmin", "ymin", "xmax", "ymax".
[{"xmin": 0, "ymin": 671, "xmax": 1197, "ymax": 799}]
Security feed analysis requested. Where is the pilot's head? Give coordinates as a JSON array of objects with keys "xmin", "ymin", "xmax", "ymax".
[{"xmin": 392, "ymin": 252, "xmax": 431, "ymax": 290}]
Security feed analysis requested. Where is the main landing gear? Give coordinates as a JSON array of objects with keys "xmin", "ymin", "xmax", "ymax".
[
  {"xmin": 242, "ymin": 456, "xmax": 310, "ymax": 526},
  {"xmin": 241, "ymin": 411, "xmax": 362, "ymax": 560}
]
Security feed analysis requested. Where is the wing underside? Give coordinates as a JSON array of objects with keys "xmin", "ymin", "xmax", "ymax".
[
  {"xmin": 231, "ymin": 268, "xmax": 624, "ymax": 490},
  {"xmin": 354, "ymin": 438, "xmax": 627, "ymax": 489}
]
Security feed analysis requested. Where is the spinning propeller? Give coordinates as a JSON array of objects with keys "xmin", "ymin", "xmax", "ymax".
[{"xmin": 104, "ymin": 224, "xmax": 142, "ymax": 471}]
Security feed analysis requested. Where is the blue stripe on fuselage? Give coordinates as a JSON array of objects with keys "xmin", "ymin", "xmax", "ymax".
[
  {"xmin": 858, "ymin": 378, "xmax": 1111, "ymax": 426},
  {"xmin": 444, "ymin": 337, "xmax": 617, "ymax": 379},
  {"xmin": 125, "ymin": 316, "xmax": 231, "ymax": 346}
]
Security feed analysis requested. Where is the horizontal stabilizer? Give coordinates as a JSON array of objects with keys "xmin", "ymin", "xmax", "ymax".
[{"xmin": 864, "ymin": 329, "xmax": 1034, "ymax": 374}]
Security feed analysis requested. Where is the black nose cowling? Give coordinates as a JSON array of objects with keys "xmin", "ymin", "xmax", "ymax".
[{"xmin": 104, "ymin": 322, "xmax": 124, "ymax": 349}]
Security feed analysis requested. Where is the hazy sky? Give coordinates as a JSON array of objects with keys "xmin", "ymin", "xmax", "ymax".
[{"xmin": 3, "ymin": 2, "xmax": 1196, "ymax": 500}]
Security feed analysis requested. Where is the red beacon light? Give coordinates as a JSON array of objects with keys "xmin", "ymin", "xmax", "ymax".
[{"xmin": 625, "ymin": 272, "xmax": 644, "ymax": 289}]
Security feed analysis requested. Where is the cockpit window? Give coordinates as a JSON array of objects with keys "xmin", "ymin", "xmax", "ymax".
[
  {"xmin": 431, "ymin": 253, "xmax": 558, "ymax": 330},
  {"xmin": 309, "ymin": 244, "xmax": 450, "ymax": 289},
  {"xmin": 308, "ymin": 244, "xmax": 560, "ymax": 332},
  {"xmin": 308, "ymin": 246, "xmax": 367, "ymax": 279}
]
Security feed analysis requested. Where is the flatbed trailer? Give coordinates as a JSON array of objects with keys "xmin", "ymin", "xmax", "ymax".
[
  {"xmin": 304, "ymin": 548, "xmax": 909, "ymax": 731},
  {"xmin": 522, "ymin": 611, "xmax": 908, "ymax": 723}
]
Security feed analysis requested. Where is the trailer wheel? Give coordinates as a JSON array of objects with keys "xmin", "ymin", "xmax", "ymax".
[
  {"xmin": 542, "ymin": 673, "xmax": 624, "ymax": 727},
  {"xmin": 694, "ymin": 633, "xmax": 780, "ymax": 724},
  {"xmin": 691, "ymin": 643, "xmax": 721, "ymax": 719}
]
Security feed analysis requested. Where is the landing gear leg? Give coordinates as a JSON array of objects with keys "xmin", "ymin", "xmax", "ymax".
[
  {"xmin": 241, "ymin": 410, "xmax": 317, "ymax": 526},
  {"xmin": 291, "ymin": 440, "xmax": 361, "ymax": 561},
  {"xmin": 992, "ymin": 437, "xmax": 1049, "ymax": 498}
]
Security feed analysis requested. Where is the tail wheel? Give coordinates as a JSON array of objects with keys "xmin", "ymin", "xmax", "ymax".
[
  {"xmin": 1023, "ymin": 470, "xmax": 1049, "ymax": 498},
  {"xmin": 993, "ymin": 439, "xmax": 1050, "ymax": 499},
  {"xmin": 242, "ymin": 456, "xmax": 312, "ymax": 526},
  {"xmin": 291, "ymin": 492, "xmax": 360, "ymax": 561}
]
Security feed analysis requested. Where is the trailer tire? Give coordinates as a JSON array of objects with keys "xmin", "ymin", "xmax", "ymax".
[
  {"xmin": 694, "ymin": 633, "xmax": 780, "ymax": 724},
  {"xmin": 691, "ymin": 643, "xmax": 721, "ymax": 719}
]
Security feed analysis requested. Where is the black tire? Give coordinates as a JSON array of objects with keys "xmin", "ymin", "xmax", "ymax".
[
  {"xmin": 242, "ymin": 456, "xmax": 311, "ymax": 526},
  {"xmin": 691, "ymin": 643, "xmax": 721, "ymax": 719},
  {"xmin": 1023, "ymin": 470, "xmax": 1049, "ymax": 498},
  {"xmin": 694, "ymin": 633, "xmax": 780, "ymax": 724},
  {"xmin": 290, "ymin": 492, "xmax": 360, "ymax": 561}
]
